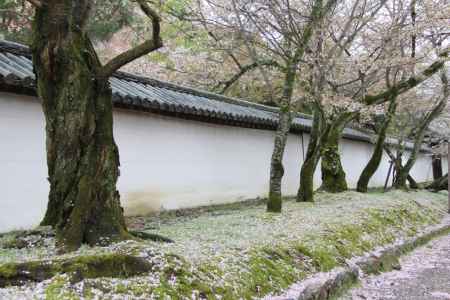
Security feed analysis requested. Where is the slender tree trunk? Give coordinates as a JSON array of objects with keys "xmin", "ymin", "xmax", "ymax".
[
  {"xmin": 357, "ymin": 96, "xmax": 397, "ymax": 192},
  {"xmin": 265, "ymin": 0, "xmax": 336, "ymax": 212},
  {"xmin": 32, "ymin": 3, "xmax": 130, "ymax": 251},
  {"xmin": 320, "ymin": 112, "xmax": 357, "ymax": 193},
  {"xmin": 384, "ymin": 145, "xmax": 404, "ymax": 188},
  {"xmin": 297, "ymin": 105, "xmax": 325, "ymax": 202},
  {"xmin": 393, "ymin": 71, "xmax": 448, "ymax": 189},
  {"xmin": 267, "ymin": 63, "xmax": 297, "ymax": 212}
]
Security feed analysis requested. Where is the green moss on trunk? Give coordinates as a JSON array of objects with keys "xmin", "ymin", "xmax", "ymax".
[
  {"xmin": 267, "ymin": 192, "xmax": 282, "ymax": 212},
  {"xmin": 297, "ymin": 158, "xmax": 317, "ymax": 202},
  {"xmin": 267, "ymin": 62, "xmax": 297, "ymax": 212},
  {"xmin": 357, "ymin": 97, "xmax": 397, "ymax": 193},
  {"xmin": 320, "ymin": 112, "xmax": 356, "ymax": 193},
  {"xmin": 393, "ymin": 171, "xmax": 409, "ymax": 189},
  {"xmin": 320, "ymin": 142, "xmax": 348, "ymax": 193},
  {"xmin": 297, "ymin": 106, "xmax": 324, "ymax": 202},
  {"xmin": 31, "ymin": 2, "xmax": 130, "ymax": 251}
]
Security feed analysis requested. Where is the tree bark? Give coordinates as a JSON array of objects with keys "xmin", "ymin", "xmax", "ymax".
[
  {"xmin": 320, "ymin": 112, "xmax": 357, "ymax": 193},
  {"xmin": 357, "ymin": 96, "xmax": 397, "ymax": 192},
  {"xmin": 296, "ymin": 18, "xmax": 326, "ymax": 203},
  {"xmin": 32, "ymin": 2, "xmax": 131, "ymax": 252},
  {"xmin": 266, "ymin": 0, "xmax": 337, "ymax": 212},
  {"xmin": 267, "ymin": 64, "xmax": 296, "ymax": 212},
  {"xmin": 297, "ymin": 105, "xmax": 325, "ymax": 202}
]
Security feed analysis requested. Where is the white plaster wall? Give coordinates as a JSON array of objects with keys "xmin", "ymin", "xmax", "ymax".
[
  {"xmin": 442, "ymin": 156, "xmax": 449, "ymax": 175},
  {"xmin": 0, "ymin": 93, "xmax": 48, "ymax": 232},
  {"xmin": 410, "ymin": 153, "xmax": 433, "ymax": 181},
  {"xmin": 0, "ymin": 92, "xmax": 436, "ymax": 232},
  {"xmin": 340, "ymin": 141, "xmax": 433, "ymax": 186},
  {"xmin": 113, "ymin": 109, "xmax": 304, "ymax": 215}
]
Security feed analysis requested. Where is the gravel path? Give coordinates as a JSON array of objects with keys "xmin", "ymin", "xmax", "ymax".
[{"xmin": 340, "ymin": 233, "xmax": 450, "ymax": 300}]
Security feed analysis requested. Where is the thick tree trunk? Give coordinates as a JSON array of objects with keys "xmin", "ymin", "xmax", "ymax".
[
  {"xmin": 357, "ymin": 96, "xmax": 397, "ymax": 192},
  {"xmin": 267, "ymin": 64, "xmax": 297, "ymax": 212},
  {"xmin": 32, "ymin": 3, "xmax": 130, "ymax": 251},
  {"xmin": 297, "ymin": 105, "xmax": 325, "ymax": 202},
  {"xmin": 320, "ymin": 112, "xmax": 357, "ymax": 193},
  {"xmin": 320, "ymin": 140, "xmax": 347, "ymax": 193}
]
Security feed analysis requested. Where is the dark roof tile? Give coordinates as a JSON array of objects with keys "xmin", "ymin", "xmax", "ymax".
[{"xmin": 0, "ymin": 40, "xmax": 428, "ymax": 151}]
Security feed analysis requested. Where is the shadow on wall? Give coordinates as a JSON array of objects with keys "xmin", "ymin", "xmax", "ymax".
[
  {"xmin": 123, "ymin": 190, "xmax": 164, "ymax": 216},
  {"xmin": 121, "ymin": 185, "xmax": 269, "ymax": 216}
]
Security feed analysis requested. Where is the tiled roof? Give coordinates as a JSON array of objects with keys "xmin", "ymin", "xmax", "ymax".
[{"xmin": 0, "ymin": 40, "xmax": 426, "ymax": 151}]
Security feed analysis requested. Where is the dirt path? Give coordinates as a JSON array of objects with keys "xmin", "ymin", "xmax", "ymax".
[{"xmin": 340, "ymin": 233, "xmax": 450, "ymax": 300}]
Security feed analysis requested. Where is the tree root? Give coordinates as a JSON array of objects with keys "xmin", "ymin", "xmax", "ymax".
[
  {"xmin": 0, "ymin": 254, "xmax": 153, "ymax": 287},
  {"xmin": 129, "ymin": 231, "xmax": 174, "ymax": 243}
]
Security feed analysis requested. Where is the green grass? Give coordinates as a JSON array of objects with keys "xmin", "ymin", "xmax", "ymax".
[{"xmin": 0, "ymin": 190, "xmax": 448, "ymax": 299}]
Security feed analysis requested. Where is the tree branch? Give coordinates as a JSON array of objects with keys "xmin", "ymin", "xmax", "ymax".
[
  {"xmin": 230, "ymin": 0, "xmax": 276, "ymax": 101},
  {"xmin": 292, "ymin": 0, "xmax": 338, "ymax": 63},
  {"xmin": 99, "ymin": 0, "xmax": 162, "ymax": 79},
  {"xmin": 215, "ymin": 60, "xmax": 283, "ymax": 94},
  {"xmin": 403, "ymin": 70, "xmax": 448, "ymax": 172},
  {"xmin": 362, "ymin": 49, "xmax": 449, "ymax": 105}
]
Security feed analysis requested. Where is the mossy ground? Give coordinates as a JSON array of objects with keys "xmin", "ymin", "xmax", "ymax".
[{"xmin": 0, "ymin": 190, "xmax": 448, "ymax": 299}]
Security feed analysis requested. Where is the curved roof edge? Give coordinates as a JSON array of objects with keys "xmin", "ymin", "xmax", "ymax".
[{"xmin": 0, "ymin": 40, "xmax": 430, "ymax": 153}]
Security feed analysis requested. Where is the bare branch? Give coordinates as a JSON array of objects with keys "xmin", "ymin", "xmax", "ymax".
[
  {"xmin": 99, "ymin": 0, "xmax": 162, "ymax": 79},
  {"xmin": 292, "ymin": 0, "xmax": 339, "ymax": 62},
  {"xmin": 402, "ymin": 69, "xmax": 448, "ymax": 173},
  {"xmin": 215, "ymin": 59, "xmax": 283, "ymax": 94},
  {"xmin": 230, "ymin": 0, "xmax": 275, "ymax": 101}
]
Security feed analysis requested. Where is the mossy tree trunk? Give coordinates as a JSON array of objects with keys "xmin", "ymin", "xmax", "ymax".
[
  {"xmin": 297, "ymin": 109, "xmax": 330, "ymax": 202},
  {"xmin": 268, "ymin": 62, "xmax": 296, "ymax": 212},
  {"xmin": 267, "ymin": 0, "xmax": 334, "ymax": 212},
  {"xmin": 296, "ymin": 103, "xmax": 327, "ymax": 202},
  {"xmin": 30, "ymin": 0, "xmax": 162, "ymax": 251},
  {"xmin": 296, "ymin": 17, "xmax": 327, "ymax": 203},
  {"xmin": 357, "ymin": 95, "xmax": 397, "ymax": 192},
  {"xmin": 320, "ymin": 112, "xmax": 358, "ymax": 193},
  {"xmin": 393, "ymin": 71, "xmax": 448, "ymax": 189}
]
